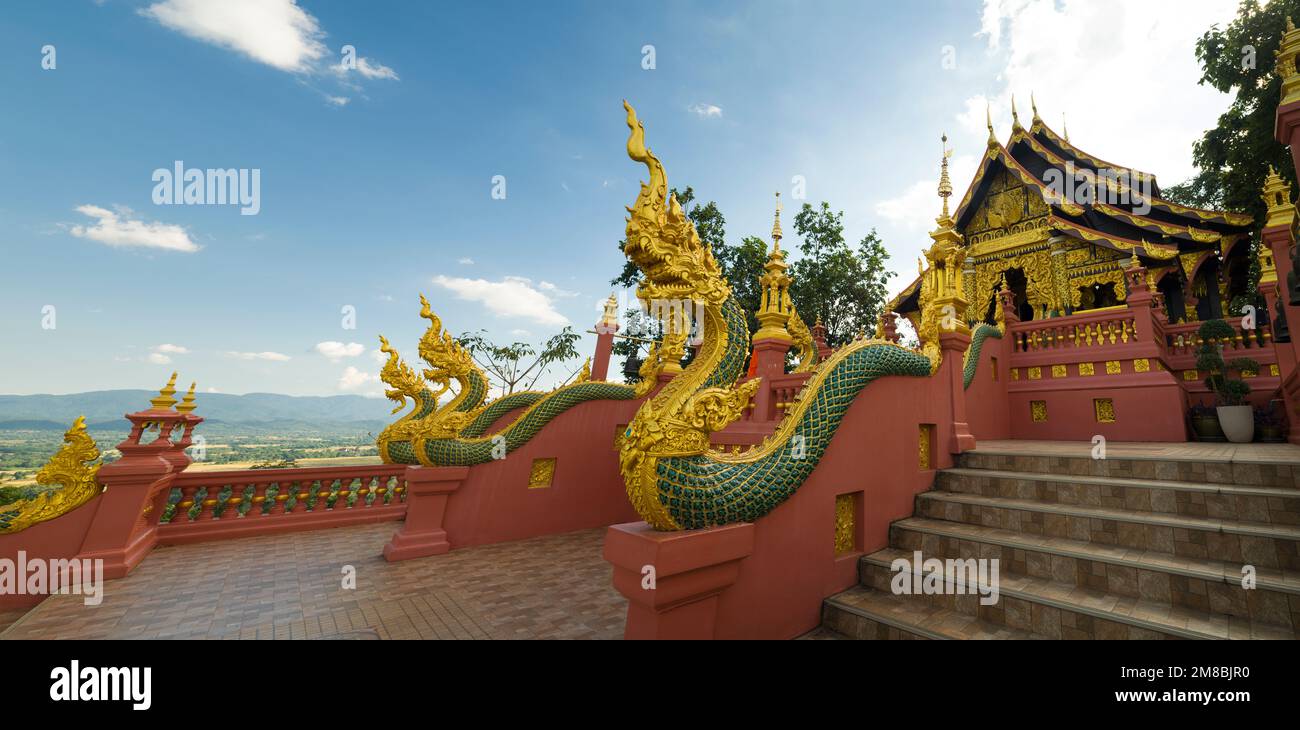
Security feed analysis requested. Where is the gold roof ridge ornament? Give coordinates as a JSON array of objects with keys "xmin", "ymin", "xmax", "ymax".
[
  {"xmin": 150, "ymin": 371, "xmax": 179, "ymax": 410},
  {"xmin": 1030, "ymin": 92, "xmax": 1041, "ymax": 123},
  {"xmin": 986, "ymin": 102, "xmax": 997, "ymax": 146},
  {"xmin": 1011, "ymin": 95, "xmax": 1021, "ymax": 130}
]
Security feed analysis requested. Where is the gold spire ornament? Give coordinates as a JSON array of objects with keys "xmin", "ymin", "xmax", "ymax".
[
  {"xmin": 1262, "ymin": 165, "xmax": 1295, "ymax": 229},
  {"xmin": 1030, "ymin": 92, "xmax": 1040, "ymax": 123},
  {"xmin": 986, "ymin": 103, "xmax": 997, "ymax": 146},
  {"xmin": 150, "ymin": 372, "xmax": 179, "ymax": 410},
  {"xmin": 1011, "ymin": 95, "xmax": 1021, "ymax": 130},
  {"xmin": 938, "ymin": 134, "xmax": 953, "ymax": 219},
  {"xmin": 176, "ymin": 382, "xmax": 198, "ymax": 414},
  {"xmin": 754, "ymin": 192, "xmax": 794, "ymax": 343}
]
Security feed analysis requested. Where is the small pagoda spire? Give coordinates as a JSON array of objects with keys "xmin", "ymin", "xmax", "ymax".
[
  {"xmin": 753, "ymin": 193, "xmax": 793, "ymax": 343},
  {"xmin": 150, "ymin": 372, "xmax": 179, "ymax": 411},
  {"xmin": 599, "ymin": 292, "xmax": 619, "ymax": 327},
  {"xmin": 176, "ymin": 381, "xmax": 198, "ymax": 414},
  {"xmin": 770, "ymin": 191, "xmax": 783, "ymax": 251},
  {"xmin": 937, "ymin": 133, "xmax": 953, "ymax": 219}
]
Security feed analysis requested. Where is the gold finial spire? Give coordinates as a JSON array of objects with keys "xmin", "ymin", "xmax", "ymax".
[
  {"xmin": 771, "ymin": 191, "xmax": 783, "ymax": 251},
  {"xmin": 1129, "ymin": 248, "xmax": 1140, "ymax": 269},
  {"xmin": 1011, "ymin": 95, "xmax": 1020, "ymax": 129},
  {"xmin": 937, "ymin": 133, "xmax": 953, "ymax": 218},
  {"xmin": 1289, "ymin": 16, "xmax": 1296, "ymax": 32},
  {"xmin": 1062, "ymin": 112, "xmax": 1069, "ymax": 142},
  {"xmin": 1262, "ymin": 164, "xmax": 1295, "ymax": 229},
  {"xmin": 150, "ymin": 372, "xmax": 179, "ymax": 410},
  {"xmin": 599, "ymin": 292, "xmax": 619, "ymax": 327},
  {"xmin": 176, "ymin": 381, "xmax": 198, "ymax": 414},
  {"xmin": 986, "ymin": 102, "xmax": 996, "ymax": 145},
  {"xmin": 1030, "ymin": 92, "xmax": 1040, "ymax": 122}
]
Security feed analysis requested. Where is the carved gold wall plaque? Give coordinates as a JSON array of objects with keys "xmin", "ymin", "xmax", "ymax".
[
  {"xmin": 834, "ymin": 493, "xmax": 856, "ymax": 555},
  {"xmin": 1094, "ymin": 398, "xmax": 1116, "ymax": 423},
  {"xmin": 528, "ymin": 458, "xmax": 556, "ymax": 489},
  {"xmin": 1051, "ymin": 365, "xmax": 1066, "ymax": 378},
  {"xmin": 1030, "ymin": 400, "xmax": 1047, "ymax": 422},
  {"xmin": 1078, "ymin": 362, "xmax": 1095, "ymax": 376},
  {"xmin": 1105, "ymin": 360, "xmax": 1121, "ymax": 375},
  {"xmin": 918, "ymin": 424, "xmax": 934, "ymax": 470},
  {"xmin": 1028, "ymin": 366, "xmax": 1042, "ymax": 380},
  {"xmin": 1134, "ymin": 358, "xmax": 1150, "ymax": 373}
]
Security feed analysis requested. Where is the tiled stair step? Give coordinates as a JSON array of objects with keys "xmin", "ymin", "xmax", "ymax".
[
  {"xmin": 915, "ymin": 491, "xmax": 1300, "ymax": 571},
  {"xmin": 822, "ymin": 585, "xmax": 1042, "ymax": 640},
  {"xmin": 860, "ymin": 548, "xmax": 1298, "ymax": 640},
  {"xmin": 957, "ymin": 451, "xmax": 1300, "ymax": 489},
  {"xmin": 937, "ymin": 468, "xmax": 1300, "ymax": 525},
  {"xmin": 891, "ymin": 517, "xmax": 1300, "ymax": 631}
]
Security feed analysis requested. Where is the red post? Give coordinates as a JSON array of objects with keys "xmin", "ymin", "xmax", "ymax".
[
  {"xmin": 591, "ymin": 294, "xmax": 621, "ymax": 382},
  {"xmin": 76, "ymin": 377, "xmax": 196, "ymax": 579},
  {"xmin": 383, "ymin": 465, "xmax": 468, "ymax": 561},
  {"xmin": 939, "ymin": 329, "xmax": 976, "ymax": 453},
  {"xmin": 604, "ymin": 521, "xmax": 754, "ymax": 640}
]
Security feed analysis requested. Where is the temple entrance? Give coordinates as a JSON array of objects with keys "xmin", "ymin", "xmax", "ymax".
[
  {"xmin": 1004, "ymin": 268, "xmax": 1034, "ymax": 321},
  {"xmin": 1156, "ymin": 271, "xmax": 1188, "ymax": 322},
  {"xmin": 1192, "ymin": 259, "xmax": 1223, "ymax": 321},
  {"xmin": 1077, "ymin": 281, "xmax": 1121, "ymax": 311}
]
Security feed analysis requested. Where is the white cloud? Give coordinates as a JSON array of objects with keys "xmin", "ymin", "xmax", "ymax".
[
  {"xmin": 539, "ymin": 281, "xmax": 579, "ymax": 298},
  {"xmin": 332, "ymin": 56, "xmax": 399, "ymax": 80},
  {"xmin": 325, "ymin": 95, "xmax": 350, "ymax": 106},
  {"xmin": 224, "ymin": 351, "xmax": 291, "ymax": 361},
  {"xmin": 370, "ymin": 349, "xmax": 388, "ymax": 365},
  {"xmin": 315, "ymin": 341, "xmax": 365, "ymax": 362},
  {"xmin": 875, "ymin": 155, "xmax": 978, "ymax": 232},
  {"xmin": 688, "ymin": 103, "xmax": 722, "ymax": 118},
  {"xmin": 338, "ymin": 365, "xmax": 379, "ymax": 392},
  {"xmin": 969, "ymin": 0, "xmax": 1237, "ymax": 184},
  {"xmin": 140, "ymin": 0, "xmax": 327, "ymax": 73},
  {"xmin": 147, "ymin": 353, "xmax": 172, "ymax": 365},
  {"xmin": 69, "ymin": 205, "xmax": 199, "ymax": 253},
  {"xmin": 457, "ymin": 257, "xmax": 474, "ymax": 265},
  {"xmin": 153, "ymin": 343, "xmax": 190, "ymax": 355},
  {"xmin": 431, "ymin": 275, "xmax": 569, "ymax": 326}
]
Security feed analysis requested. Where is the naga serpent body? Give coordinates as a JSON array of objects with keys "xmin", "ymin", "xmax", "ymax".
[
  {"xmin": 378, "ymin": 296, "xmax": 637, "ymax": 467},
  {"xmin": 963, "ymin": 323, "xmax": 1003, "ymax": 389},
  {"xmin": 617, "ymin": 102, "xmax": 934, "ymax": 531}
]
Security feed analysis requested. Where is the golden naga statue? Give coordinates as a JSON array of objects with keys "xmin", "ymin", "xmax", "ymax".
[
  {"xmin": 616, "ymin": 101, "xmax": 932, "ymax": 531},
  {"xmin": 376, "ymin": 294, "xmax": 492, "ymax": 462},
  {"xmin": 0, "ymin": 417, "xmax": 103, "ymax": 534}
]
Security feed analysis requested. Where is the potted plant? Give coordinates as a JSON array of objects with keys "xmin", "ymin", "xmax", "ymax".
[
  {"xmin": 1195, "ymin": 319, "xmax": 1259, "ymax": 443},
  {"xmin": 1188, "ymin": 403, "xmax": 1225, "ymax": 441},
  {"xmin": 1256, "ymin": 403, "xmax": 1286, "ymax": 443}
]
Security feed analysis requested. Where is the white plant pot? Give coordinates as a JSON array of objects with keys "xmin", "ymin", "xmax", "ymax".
[{"xmin": 1216, "ymin": 405, "xmax": 1254, "ymax": 444}]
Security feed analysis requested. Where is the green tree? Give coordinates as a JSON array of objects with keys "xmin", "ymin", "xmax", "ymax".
[
  {"xmin": 787, "ymin": 202, "xmax": 896, "ymax": 346},
  {"xmin": 1161, "ymin": 0, "xmax": 1300, "ymax": 223},
  {"xmin": 458, "ymin": 327, "xmax": 582, "ymax": 395}
]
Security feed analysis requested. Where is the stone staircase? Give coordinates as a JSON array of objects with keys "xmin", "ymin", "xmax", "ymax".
[{"xmin": 821, "ymin": 446, "xmax": 1300, "ymax": 639}]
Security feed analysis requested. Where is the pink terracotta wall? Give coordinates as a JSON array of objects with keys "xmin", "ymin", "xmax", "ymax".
[
  {"xmin": 439, "ymin": 396, "xmax": 643, "ymax": 548},
  {"xmin": 608, "ymin": 368, "xmax": 954, "ymax": 640},
  {"xmin": 0, "ymin": 497, "xmax": 103, "ymax": 609},
  {"xmin": 965, "ymin": 332, "xmax": 1011, "ymax": 440}
]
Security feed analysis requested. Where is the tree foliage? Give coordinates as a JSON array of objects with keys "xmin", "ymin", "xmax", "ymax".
[
  {"xmin": 458, "ymin": 327, "xmax": 581, "ymax": 395},
  {"xmin": 788, "ymin": 202, "xmax": 895, "ymax": 347},
  {"xmin": 1161, "ymin": 0, "xmax": 1300, "ymax": 223}
]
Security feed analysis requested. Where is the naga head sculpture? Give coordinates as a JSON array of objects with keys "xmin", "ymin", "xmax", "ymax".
[
  {"xmin": 623, "ymin": 101, "xmax": 731, "ymax": 308},
  {"xmin": 416, "ymin": 294, "xmax": 477, "ymax": 398}
]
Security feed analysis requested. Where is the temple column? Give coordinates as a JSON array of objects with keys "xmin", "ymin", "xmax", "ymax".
[
  {"xmin": 1049, "ymin": 235, "xmax": 1071, "ymax": 317},
  {"xmin": 591, "ymin": 293, "xmax": 620, "ymax": 382},
  {"xmin": 1273, "ymin": 19, "xmax": 1300, "ymax": 441}
]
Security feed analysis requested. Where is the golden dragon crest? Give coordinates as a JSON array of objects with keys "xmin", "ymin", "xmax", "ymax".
[{"xmin": 0, "ymin": 416, "xmax": 103, "ymax": 534}]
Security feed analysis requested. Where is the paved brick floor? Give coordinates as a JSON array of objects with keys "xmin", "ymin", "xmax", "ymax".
[{"xmin": 0, "ymin": 524, "xmax": 627, "ymax": 640}]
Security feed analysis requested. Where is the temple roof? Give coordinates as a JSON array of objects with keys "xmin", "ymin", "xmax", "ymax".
[{"xmin": 950, "ymin": 113, "xmax": 1253, "ymax": 263}]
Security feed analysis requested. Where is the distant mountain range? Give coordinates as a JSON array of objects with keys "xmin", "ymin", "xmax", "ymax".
[{"xmin": 0, "ymin": 390, "xmax": 396, "ymax": 430}]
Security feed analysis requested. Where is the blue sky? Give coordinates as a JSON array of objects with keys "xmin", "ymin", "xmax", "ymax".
[{"xmin": 0, "ymin": 0, "xmax": 1239, "ymax": 397}]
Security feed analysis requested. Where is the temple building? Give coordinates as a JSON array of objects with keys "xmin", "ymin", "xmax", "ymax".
[{"xmin": 887, "ymin": 98, "xmax": 1265, "ymax": 331}]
